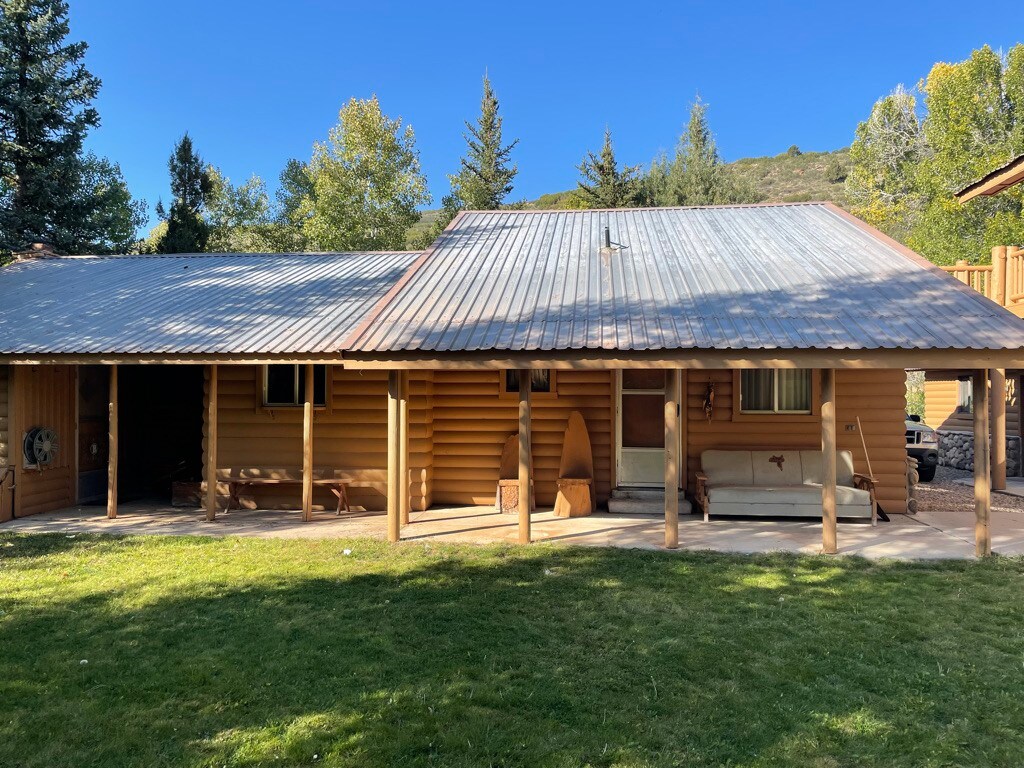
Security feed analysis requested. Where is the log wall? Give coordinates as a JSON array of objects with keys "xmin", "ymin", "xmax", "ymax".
[
  {"xmin": 686, "ymin": 369, "xmax": 908, "ymax": 514},
  {"xmin": 204, "ymin": 366, "xmax": 433, "ymax": 512},
  {"xmin": 924, "ymin": 372, "xmax": 1020, "ymax": 437},
  {"xmin": 0, "ymin": 365, "xmax": 10, "ymax": 521},
  {"xmin": 430, "ymin": 370, "xmax": 614, "ymax": 507}
]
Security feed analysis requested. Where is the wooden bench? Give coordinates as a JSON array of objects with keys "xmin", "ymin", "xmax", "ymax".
[{"xmin": 224, "ymin": 476, "xmax": 352, "ymax": 515}]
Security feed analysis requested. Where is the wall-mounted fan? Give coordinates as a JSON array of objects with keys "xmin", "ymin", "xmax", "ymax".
[{"xmin": 23, "ymin": 426, "xmax": 59, "ymax": 468}]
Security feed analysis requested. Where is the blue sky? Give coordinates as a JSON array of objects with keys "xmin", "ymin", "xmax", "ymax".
[{"xmin": 72, "ymin": 1, "xmax": 1024, "ymax": 230}]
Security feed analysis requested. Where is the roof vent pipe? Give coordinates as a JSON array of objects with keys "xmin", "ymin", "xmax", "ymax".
[{"xmin": 603, "ymin": 226, "xmax": 611, "ymax": 249}]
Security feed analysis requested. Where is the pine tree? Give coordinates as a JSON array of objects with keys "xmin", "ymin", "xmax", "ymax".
[
  {"xmin": 0, "ymin": 0, "xmax": 100, "ymax": 251},
  {"xmin": 155, "ymin": 134, "xmax": 213, "ymax": 253},
  {"xmin": 457, "ymin": 75, "xmax": 518, "ymax": 210},
  {"xmin": 575, "ymin": 129, "xmax": 641, "ymax": 208}
]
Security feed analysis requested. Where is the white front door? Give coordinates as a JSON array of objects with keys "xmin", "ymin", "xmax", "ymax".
[{"xmin": 617, "ymin": 370, "xmax": 667, "ymax": 487}]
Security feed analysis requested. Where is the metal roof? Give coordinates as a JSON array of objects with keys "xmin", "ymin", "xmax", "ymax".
[
  {"xmin": 0, "ymin": 251, "xmax": 419, "ymax": 355},
  {"xmin": 347, "ymin": 203, "xmax": 1024, "ymax": 353},
  {"xmin": 957, "ymin": 154, "xmax": 1024, "ymax": 202}
]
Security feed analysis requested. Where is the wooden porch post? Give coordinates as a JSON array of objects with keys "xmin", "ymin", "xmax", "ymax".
[
  {"xmin": 820, "ymin": 368, "xmax": 837, "ymax": 554},
  {"xmin": 664, "ymin": 369, "xmax": 680, "ymax": 549},
  {"xmin": 992, "ymin": 368, "xmax": 1007, "ymax": 491},
  {"xmin": 205, "ymin": 364, "xmax": 218, "ymax": 521},
  {"xmin": 387, "ymin": 370, "xmax": 401, "ymax": 542},
  {"xmin": 974, "ymin": 369, "xmax": 992, "ymax": 556},
  {"xmin": 399, "ymin": 371, "xmax": 410, "ymax": 526},
  {"xmin": 301, "ymin": 363, "xmax": 314, "ymax": 522},
  {"xmin": 993, "ymin": 246, "xmax": 1009, "ymax": 307},
  {"xmin": 106, "ymin": 364, "xmax": 118, "ymax": 519},
  {"xmin": 518, "ymin": 369, "xmax": 532, "ymax": 545}
]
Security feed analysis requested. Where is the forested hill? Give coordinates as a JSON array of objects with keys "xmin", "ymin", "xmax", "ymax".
[
  {"xmin": 528, "ymin": 147, "xmax": 850, "ymax": 210},
  {"xmin": 409, "ymin": 147, "xmax": 849, "ymax": 243}
]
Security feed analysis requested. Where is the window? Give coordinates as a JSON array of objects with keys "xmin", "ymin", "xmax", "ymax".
[
  {"xmin": 504, "ymin": 369, "xmax": 553, "ymax": 394},
  {"xmin": 263, "ymin": 365, "xmax": 327, "ymax": 407},
  {"xmin": 740, "ymin": 369, "xmax": 812, "ymax": 414},
  {"xmin": 957, "ymin": 377, "xmax": 973, "ymax": 414}
]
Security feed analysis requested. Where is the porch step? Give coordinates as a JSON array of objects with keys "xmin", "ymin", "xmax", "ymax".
[{"xmin": 608, "ymin": 489, "xmax": 692, "ymax": 516}]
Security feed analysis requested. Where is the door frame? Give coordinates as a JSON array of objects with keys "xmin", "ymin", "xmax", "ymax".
[{"xmin": 615, "ymin": 370, "xmax": 685, "ymax": 489}]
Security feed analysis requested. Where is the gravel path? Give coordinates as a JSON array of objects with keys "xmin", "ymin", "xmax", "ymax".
[{"xmin": 914, "ymin": 465, "xmax": 1024, "ymax": 514}]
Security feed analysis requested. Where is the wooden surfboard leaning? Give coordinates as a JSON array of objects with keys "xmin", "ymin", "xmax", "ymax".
[
  {"xmin": 554, "ymin": 411, "xmax": 595, "ymax": 518},
  {"xmin": 496, "ymin": 434, "xmax": 533, "ymax": 513}
]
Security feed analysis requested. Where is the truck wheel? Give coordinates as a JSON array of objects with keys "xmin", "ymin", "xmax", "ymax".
[{"xmin": 918, "ymin": 466, "xmax": 936, "ymax": 483}]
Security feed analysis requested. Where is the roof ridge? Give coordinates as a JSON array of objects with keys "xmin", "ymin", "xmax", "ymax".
[
  {"xmin": 457, "ymin": 201, "xmax": 830, "ymax": 214},
  {"xmin": 15, "ymin": 250, "xmax": 422, "ymax": 261}
]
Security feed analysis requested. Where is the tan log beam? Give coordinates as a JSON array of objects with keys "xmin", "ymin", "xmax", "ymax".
[
  {"xmin": 302, "ymin": 363, "xmax": 314, "ymax": 522},
  {"xmin": 205, "ymin": 364, "xmax": 218, "ymax": 521},
  {"xmin": 991, "ymin": 368, "xmax": 1006, "ymax": 491},
  {"xmin": 993, "ymin": 246, "xmax": 1009, "ymax": 306},
  {"xmin": 821, "ymin": 368, "xmax": 837, "ymax": 554},
  {"xmin": 387, "ymin": 370, "xmax": 401, "ymax": 542},
  {"xmin": 106, "ymin": 364, "xmax": 118, "ymax": 519},
  {"xmin": 664, "ymin": 369, "xmax": 680, "ymax": 549},
  {"xmin": 518, "ymin": 369, "xmax": 532, "ymax": 545},
  {"xmin": 974, "ymin": 369, "xmax": 992, "ymax": 556},
  {"xmin": 399, "ymin": 371, "xmax": 410, "ymax": 526}
]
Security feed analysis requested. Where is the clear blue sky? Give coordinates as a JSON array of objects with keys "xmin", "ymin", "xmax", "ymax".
[{"xmin": 71, "ymin": 1, "xmax": 1024, "ymax": 230}]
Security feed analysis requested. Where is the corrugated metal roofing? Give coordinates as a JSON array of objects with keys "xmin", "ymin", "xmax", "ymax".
[
  {"xmin": 348, "ymin": 203, "xmax": 1024, "ymax": 353},
  {"xmin": 0, "ymin": 251, "xmax": 419, "ymax": 355}
]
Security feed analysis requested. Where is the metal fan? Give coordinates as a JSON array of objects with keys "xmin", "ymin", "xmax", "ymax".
[{"xmin": 23, "ymin": 426, "xmax": 59, "ymax": 467}]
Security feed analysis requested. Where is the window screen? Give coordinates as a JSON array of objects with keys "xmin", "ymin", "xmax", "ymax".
[{"xmin": 740, "ymin": 369, "xmax": 812, "ymax": 414}]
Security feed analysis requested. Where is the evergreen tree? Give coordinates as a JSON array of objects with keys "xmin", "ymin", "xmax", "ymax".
[
  {"xmin": 661, "ymin": 97, "xmax": 759, "ymax": 206},
  {"xmin": 575, "ymin": 129, "xmax": 641, "ymax": 208},
  {"xmin": 457, "ymin": 75, "xmax": 518, "ymax": 210},
  {"xmin": 155, "ymin": 134, "xmax": 213, "ymax": 253},
  {"xmin": 0, "ymin": 0, "xmax": 143, "ymax": 254}
]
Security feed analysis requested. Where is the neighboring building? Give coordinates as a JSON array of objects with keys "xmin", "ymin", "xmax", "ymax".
[{"xmin": 1, "ymin": 202, "xmax": 1022, "ymax": 556}]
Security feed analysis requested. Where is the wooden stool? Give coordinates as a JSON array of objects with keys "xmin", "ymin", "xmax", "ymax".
[
  {"xmin": 554, "ymin": 412, "xmax": 595, "ymax": 518},
  {"xmin": 554, "ymin": 477, "xmax": 593, "ymax": 517},
  {"xmin": 495, "ymin": 434, "xmax": 534, "ymax": 513}
]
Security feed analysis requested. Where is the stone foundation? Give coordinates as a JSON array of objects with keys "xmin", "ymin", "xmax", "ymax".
[{"xmin": 937, "ymin": 430, "xmax": 1022, "ymax": 475}]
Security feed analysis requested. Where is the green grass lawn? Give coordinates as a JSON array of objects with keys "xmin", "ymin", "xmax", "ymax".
[{"xmin": 2, "ymin": 533, "xmax": 1024, "ymax": 767}]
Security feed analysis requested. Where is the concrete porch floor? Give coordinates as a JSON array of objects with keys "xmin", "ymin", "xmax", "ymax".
[{"xmin": 3, "ymin": 502, "xmax": 1022, "ymax": 559}]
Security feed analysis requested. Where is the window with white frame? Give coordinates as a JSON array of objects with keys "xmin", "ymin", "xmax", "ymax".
[
  {"xmin": 956, "ymin": 378, "xmax": 973, "ymax": 413},
  {"xmin": 740, "ymin": 369, "xmax": 813, "ymax": 414},
  {"xmin": 263, "ymin": 364, "xmax": 327, "ymax": 407}
]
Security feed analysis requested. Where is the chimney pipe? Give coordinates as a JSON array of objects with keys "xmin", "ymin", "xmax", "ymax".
[{"xmin": 603, "ymin": 226, "xmax": 611, "ymax": 249}]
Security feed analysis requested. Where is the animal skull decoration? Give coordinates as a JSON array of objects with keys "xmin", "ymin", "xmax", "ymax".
[{"xmin": 769, "ymin": 454, "xmax": 785, "ymax": 471}]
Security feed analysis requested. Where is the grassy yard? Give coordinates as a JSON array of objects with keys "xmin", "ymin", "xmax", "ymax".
[{"xmin": 2, "ymin": 533, "xmax": 1024, "ymax": 767}]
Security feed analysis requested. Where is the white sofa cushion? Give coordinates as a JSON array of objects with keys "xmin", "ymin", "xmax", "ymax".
[
  {"xmin": 750, "ymin": 450, "xmax": 805, "ymax": 486},
  {"xmin": 701, "ymin": 450, "xmax": 754, "ymax": 487},
  {"xmin": 799, "ymin": 450, "xmax": 856, "ymax": 486},
  {"xmin": 709, "ymin": 484, "xmax": 869, "ymax": 506}
]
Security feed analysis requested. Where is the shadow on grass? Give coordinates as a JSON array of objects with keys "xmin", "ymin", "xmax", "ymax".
[{"xmin": 2, "ymin": 533, "xmax": 1024, "ymax": 767}]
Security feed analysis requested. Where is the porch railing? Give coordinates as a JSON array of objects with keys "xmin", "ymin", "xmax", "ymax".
[{"xmin": 940, "ymin": 245, "xmax": 1023, "ymax": 308}]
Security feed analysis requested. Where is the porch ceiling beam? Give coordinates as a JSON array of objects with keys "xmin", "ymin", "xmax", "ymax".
[
  {"xmin": 386, "ymin": 371, "xmax": 401, "ymax": 543},
  {"xmin": 106, "ymin": 364, "xmax": 118, "ymax": 520},
  {"xmin": 205, "ymin": 364, "xmax": 218, "ymax": 522},
  {"xmin": 664, "ymin": 369, "xmax": 680, "ymax": 549},
  {"xmin": 337, "ymin": 350, "xmax": 1024, "ymax": 371},
  {"xmin": 974, "ymin": 370, "xmax": 992, "ymax": 556},
  {"xmin": 518, "ymin": 369, "xmax": 532, "ymax": 545},
  {"xmin": 821, "ymin": 368, "xmax": 838, "ymax": 555},
  {"xmin": 302, "ymin": 363, "xmax": 314, "ymax": 523}
]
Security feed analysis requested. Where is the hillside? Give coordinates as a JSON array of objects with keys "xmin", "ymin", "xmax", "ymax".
[{"xmin": 406, "ymin": 147, "xmax": 850, "ymax": 245}]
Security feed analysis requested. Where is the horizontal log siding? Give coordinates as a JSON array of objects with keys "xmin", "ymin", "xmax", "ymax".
[
  {"xmin": 204, "ymin": 366, "xmax": 433, "ymax": 512},
  {"xmin": 430, "ymin": 370, "xmax": 613, "ymax": 507},
  {"xmin": 686, "ymin": 369, "xmax": 908, "ymax": 514},
  {"xmin": 11, "ymin": 365, "xmax": 75, "ymax": 517},
  {"xmin": 0, "ymin": 365, "xmax": 9, "ymax": 521},
  {"xmin": 925, "ymin": 373, "xmax": 1020, "ymax": 437}
]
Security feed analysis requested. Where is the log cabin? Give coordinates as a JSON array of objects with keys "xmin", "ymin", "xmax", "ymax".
[{"xmin": 2, "ymin": 202, "xmax": 1024, "ymax": 556}]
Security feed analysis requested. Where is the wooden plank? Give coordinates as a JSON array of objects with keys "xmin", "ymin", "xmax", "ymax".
[
  {"xmin": 518, "ymin": 369, "xmax": 532, "ymax": 544},
  {"xmin": 107, "ymin": 365, "xmax": 118, "ymax": 519},
  {"xmin": 991, "ymin": 368, "xmax": 1006, "ymax": 491},
  {"xmin": 399, "ymin": 370, "xmax": 410, "ymax": 526},
  {"xmin": 821, "ymin": 368, "xmax": 837, "ymax": 554},
  {"xmin": 974, "ymin": 370, "xmax": 992, "ymax": 556},
  {"xmin": 206, "ymin": 364, "xmax": 218, "ymax": 521},
  {"xmin": 302, "ymin": 363, "xmax": 314, "ymax": 522},
  {"xmin": 664, "ymin": 369, "xmax": 679, "ymax": 549},
  {"xmin": 387, "ymin": 370, "xmax": 401, "ymax": 542}
]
